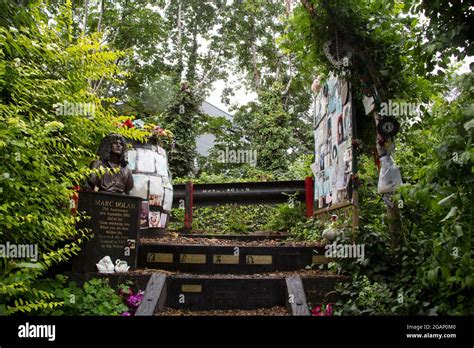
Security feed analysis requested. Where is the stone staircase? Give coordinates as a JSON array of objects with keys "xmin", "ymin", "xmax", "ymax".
[
  {"xmin": 72, "ymin": 233, "xmax": 347, "ymax": 316},
  {"xmin": 133, "ymin": 233, "xmax": 347, "ymax": 316}
]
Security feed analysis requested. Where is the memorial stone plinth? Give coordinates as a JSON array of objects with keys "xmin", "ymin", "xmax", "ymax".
[{"xmin": 73, "ymin": 191, "xmax": 141, "ymax": 273}]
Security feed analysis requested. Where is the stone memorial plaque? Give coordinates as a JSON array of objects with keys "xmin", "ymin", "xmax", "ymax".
[{"xmin": 73, "ymin": 191, "xmax": 141, "ymax": 273}]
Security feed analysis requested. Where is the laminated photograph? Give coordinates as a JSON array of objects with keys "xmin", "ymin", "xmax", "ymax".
[
  {"xmin": 148, "ymin": 211, "xmax": 161, "ymax": 228},
  {"xmin": 129, "ymin": 174, "xmax": 149, "ymax": 199},
  {"xmin": 126, "ymin": 149, "xmax": 137, "ymax": 171},
  {"xmin": 136, "ymin": 148, "xmax": 156, "ymax": 173},
  {"xmin": 162, "ymin": 175, "xmax": 173, "ymax": 190},
  {"xmin": 158, "ymin": 212, "xmax": 167, "ymax": 228},
  {"xmin": 140, "ymin": 201, "xmax": 149, "ymax": 229},
  {"xmin": 155, "ymin": 151, "xmax": 168, "ymax": 176},
  {"xmin": 162, "ymin": 188, "xmax": 173, "ymax": 211},
  {"xmin": 148, "ymin": 176, "xmax": 164, "ymax": 206}
]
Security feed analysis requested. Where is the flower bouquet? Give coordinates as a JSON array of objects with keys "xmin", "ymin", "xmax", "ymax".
[
  {"xmin": 143, "ymin": 123, "xmax": 174, "ymax": 149},
  {"xmin": 309, "ymin": 303, "xmax": 333, "ymax": 316}
]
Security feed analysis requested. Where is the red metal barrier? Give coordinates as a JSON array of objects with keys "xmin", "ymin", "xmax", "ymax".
[
  {"xmin": 180, "ymin": 179, "xmax": 313, "ymax": 231},
  {"xmin": 184, "ymin": 181, "xmax": 193, "ymax": 231},
  {"xmin": 305, "ymin": 176, "xmax": 314, "ymax": 218}
]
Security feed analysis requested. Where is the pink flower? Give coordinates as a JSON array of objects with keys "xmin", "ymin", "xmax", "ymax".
[
  {"xmin": 326, "ymin": 303, "xmax": 333, "ymax": 316},
  {"xmin": 127, "ymin": 292, "xmax": 144, "ymax": 308},
  {"xmin": 311, "ymin": 305, "xmax": 322, "ymax": 316},
  {"xmin": 121, "ymin": 311, "xmax": 131, "ymax": 316},
  {"xmin": 310, "ymin": 303, "xmax": 334, "ymax": 316}
]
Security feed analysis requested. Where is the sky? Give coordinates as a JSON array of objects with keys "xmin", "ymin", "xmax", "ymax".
[{"xmin": 207, "ymin": 78, "xmax": 257, "ymax": 115}]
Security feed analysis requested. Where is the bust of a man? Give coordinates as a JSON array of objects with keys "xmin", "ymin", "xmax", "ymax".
[{"xmin": 86, "ymin": 133, "xmax": 134, "ymax": 194}]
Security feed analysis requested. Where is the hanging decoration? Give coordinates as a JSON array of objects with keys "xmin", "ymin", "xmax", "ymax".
[{"xmin": 377, "ymin": 116, "xmax": 400, "ymax": 139}]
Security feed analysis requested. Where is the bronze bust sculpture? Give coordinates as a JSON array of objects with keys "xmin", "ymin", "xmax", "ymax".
[{"xmin": 86, "ymin": 133, "xmax": 134, "ymax": 194}]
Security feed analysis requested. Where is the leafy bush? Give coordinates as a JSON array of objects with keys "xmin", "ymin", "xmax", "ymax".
[
  {"xmin": 169, "ymin": 204, "xmax": 273, "ymax": 234},
  {"xmin": 0, "ymin": 1, "xmax": 145, "ymax": 315},
  {"xmin": 335, "ymin": 275, "xmax": 397, "ymax": 315},
  {"xmin": 333, "ymin": 74, "xmax": 473, "ymax": 315},
  {"xmin": 33, "ymin": 275, "xmax": 128, "ymax": 316},
  {"xmin": 265, "ymin": 201, "xmax": 306, "ymax": 233},
  {"xmin": 288, "ymin": 217, "xmax": 326, "ymax": 242}
]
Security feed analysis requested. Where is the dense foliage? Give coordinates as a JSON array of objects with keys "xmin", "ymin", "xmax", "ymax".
[
  {"xmin": 0, "ymin": 0, "xmax": 471, "ymax": 317},
  {"xmin": 34, "ymin": 276, "xmax": 129, "ymax": 316},
  {"xmin": 284, "ymin": 0, "xmax": 473, "ymax": 315},
  {"xmin": 0, "ymin": 0, "xmax": 145, "ymax": 314}
]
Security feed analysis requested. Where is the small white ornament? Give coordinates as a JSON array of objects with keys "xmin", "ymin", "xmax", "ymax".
[
  {"xmin": 96, "ymin": 256, "xmax": 115, "ymax": 273},
  {"xmin": 114, "ymin": 259, "xmax": 130, "ymax": 273}
]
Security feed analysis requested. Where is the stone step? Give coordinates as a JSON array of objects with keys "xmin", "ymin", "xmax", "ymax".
[
  {"xmin": 138, "ymin": 235, "xmax": 328, "ymax": 274},
  {"xmin": 138, "ymin": 240, "xmax": 329, "ymax": 274},
  {"xmin": 155, "ymin": 306, "xmax": 291, "ymax": 316},
  {"xmin": 69, "ymin": 270, "xmax": 347, "ymax": 315}
]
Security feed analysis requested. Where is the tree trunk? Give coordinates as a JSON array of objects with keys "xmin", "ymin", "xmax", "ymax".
[
  {"xmin": 82, "ymin": 0, "xmax": 89, "ymax": 38},
  {"xmin": 176, "ymin": 0, "xmax": 184, "ymax": 82},
  {"xmin": 186, "ymin": 21, "xmax": 198, "ymax": 84},
  {"xmin": 363, "ymin": 53, "xmax": 402, "ymax": 252},
  {"xmin": 97, "ymin": 0, "xmax": 105, "ymax": 33},
  {"xmin": 250, "ymin": 21, "xmax": 260, "ymax": 91}
]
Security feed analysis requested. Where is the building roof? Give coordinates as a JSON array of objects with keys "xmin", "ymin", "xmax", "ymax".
[{"xmin": 199, "ymin": 101, "xmax": 233, "ymax": 121}]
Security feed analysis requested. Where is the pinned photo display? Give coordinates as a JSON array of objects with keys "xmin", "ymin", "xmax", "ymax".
[
  {"xmin": 128, "ymin": 145, "xmax": 173, "ymax": 212},
  {"xmin": 313, "ymin": 75, "xmax": 355, "ymax": 208}
]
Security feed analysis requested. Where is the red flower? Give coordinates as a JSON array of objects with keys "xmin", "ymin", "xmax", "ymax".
[{"xmin": 122, "ymin": 119, "xmax": 134, "ymax": 128}]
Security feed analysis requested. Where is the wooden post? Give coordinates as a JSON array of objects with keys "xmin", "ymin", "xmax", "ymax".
[
  {"xmin": 285, "ymin": 276, "xmax": 310, "ymax": 316},
  {"xmin": 135, "ymin": 273, "xmax": 167, "ymax": 316},
  {"xmin": 359, "ymin": 52, "xmax": 402, "ymax": 251}
]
